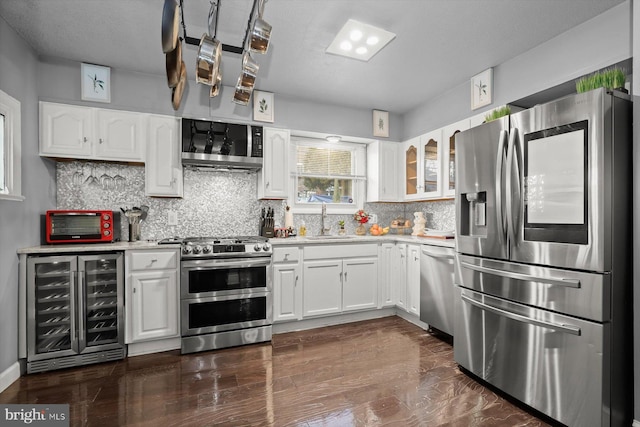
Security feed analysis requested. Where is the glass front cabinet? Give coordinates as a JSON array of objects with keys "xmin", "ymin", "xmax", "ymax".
[{"xmin": 403, "ymin": 119, "xmax": 470, "ymax": 201}]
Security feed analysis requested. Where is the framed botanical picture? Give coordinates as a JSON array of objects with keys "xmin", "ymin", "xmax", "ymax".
[
  {"xmin": 373, "ymin": 109, "xmax": 389, "ymax": 138},
  {"xmin": 471, "ymin": 68, "xmax": 492, "ymax": 110},
  {"xmin": 253, "ymin": 91, "xmax": 274, "ymax": 123},
  {"xmin": 81, "ymin": 63, "xmax": 111, "ymax": 103}
]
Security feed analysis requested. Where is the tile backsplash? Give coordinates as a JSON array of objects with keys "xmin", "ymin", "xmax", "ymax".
[{"xmin": 56, "ymin": 161, "xmax": 455, "ymax": 241}]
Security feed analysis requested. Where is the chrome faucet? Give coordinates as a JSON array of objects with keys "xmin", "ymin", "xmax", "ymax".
[{"xmin": 321, "ymin": 203, "xmax": 331, "ymax": 235}]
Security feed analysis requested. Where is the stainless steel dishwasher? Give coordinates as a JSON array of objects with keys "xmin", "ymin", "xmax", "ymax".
[{"xmin": 419, "ymin": 244, "xmax": 455, "ymax": 336}]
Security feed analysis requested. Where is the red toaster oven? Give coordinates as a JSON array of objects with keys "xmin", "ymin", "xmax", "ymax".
[{"xmin": 44, "ymin": 210, "xmax": 121, "ymax": 244}]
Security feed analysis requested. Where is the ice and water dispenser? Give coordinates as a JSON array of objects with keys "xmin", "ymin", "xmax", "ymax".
[{"xmin": 459, "ymin": 191, "xmax": 487, "ymax": 237}]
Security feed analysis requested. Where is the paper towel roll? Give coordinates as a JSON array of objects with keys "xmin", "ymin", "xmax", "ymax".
[{"xmin": 285, "ymin": 207, "xmax": 294, "ymax": 228}]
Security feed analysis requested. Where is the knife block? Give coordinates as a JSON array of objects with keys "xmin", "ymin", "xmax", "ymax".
[{"xmin": 260, "ymin": 219, "xmax": 274, "ymax": 238}]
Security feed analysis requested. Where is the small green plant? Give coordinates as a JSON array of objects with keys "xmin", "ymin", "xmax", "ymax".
[
  {"xmin": 484, "ymin": 106, "xmax": 511, "ymax": 123},
  {"xmin": 576, "ymin": 68, "xmax": 626, "ymax": 93},
  {"xmin": 338, "ymin": 220, "xmax": 345, "ymax": 227}
]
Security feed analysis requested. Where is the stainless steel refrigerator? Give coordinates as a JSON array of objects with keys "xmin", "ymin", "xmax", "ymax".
[
  {"xmin": 27, "ymin": 253, "xmax": 125, "ymax": 373},
  {"xmin": 454, "ymin": 88, "xmax": 631, "ymax": 427}
]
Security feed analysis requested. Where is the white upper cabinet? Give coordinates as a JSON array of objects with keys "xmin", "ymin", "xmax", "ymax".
[
  {"xmin": 403, "ymin": 136, "xmax": 420, "ymax": 200},
  {"xmin": 40, "ymin": 102, "xmax": 145, "ymax": 162},
  {"xmin": 258, "ymin": 127, "xmax": 289, "ymax": 199},
  {"xmin": 367, "ymin": 140, "xmax": 399, "ymax": 202},
  {"xmin": 40, "ymin": 102, "xmax": 94, "ymax": 157},
  {"xmin": 419, "ymin": 129, "xmax": 444, "ymax": 199},
  {"xmin": 145, "ymin": 115, "xmax": 183, "ymax": 197},
  {"xmin": 441, "ymin": 119, "xmax": 470, "ymax": 198},
  {"xmin": 95, "ymin": 109, "xmax": 145, "ymax": 161}
]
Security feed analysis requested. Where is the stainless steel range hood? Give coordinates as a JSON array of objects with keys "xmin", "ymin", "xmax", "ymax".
[{"xmin": 181, "ymin": 152, "xmax": 263, "ymax": 170}]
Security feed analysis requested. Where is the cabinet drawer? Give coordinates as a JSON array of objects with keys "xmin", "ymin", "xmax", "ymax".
[
  {"xmin": 304, "ymin": 244, "xmax": 377, "ymax": 260},
  {"xmin": 273, "ymin": 247, "xmax": 300, "ymax": 263},
  {"xmin": 129, "ymin": 250, "xmax": 177, "ymax": 271}
]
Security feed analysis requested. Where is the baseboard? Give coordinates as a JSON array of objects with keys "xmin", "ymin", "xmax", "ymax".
[
  {"xmin": 0, "ymin": 362, "xmax": 21, "ymax": 394},
  {"xmin": 394, "ymin": 309, "xmax": 430, "ymax": 330},
  {"xmin": 127, "ymin": 337, "xmax": 181, "ymax": 356},
  {"xmin": 273, "ymin": 308, "xmax": 395, "ymax": 334}
]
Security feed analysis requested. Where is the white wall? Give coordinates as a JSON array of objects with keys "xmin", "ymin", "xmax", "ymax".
[
  {"xmin": 0, "ymin": 16, "xmax": 56, "ymax": 376},
  {"xmin": 403, "ymin": 1, "xmax": 632, "ymax": 140}
]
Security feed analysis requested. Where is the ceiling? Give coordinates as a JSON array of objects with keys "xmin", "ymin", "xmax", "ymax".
[{"xmin": 0, "ymin": 0, "xmax": 625, "ymax": 115}]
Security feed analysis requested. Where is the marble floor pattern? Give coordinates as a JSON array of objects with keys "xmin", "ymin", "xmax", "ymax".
[{"xmin": 0, "ymin": 316, "xmax": 552, "ymax": 426}]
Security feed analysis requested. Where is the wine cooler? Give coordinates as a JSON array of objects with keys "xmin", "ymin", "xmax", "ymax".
[{"xmin": 26, "ymin": 253, "xmax": 126, "ymax": 373}]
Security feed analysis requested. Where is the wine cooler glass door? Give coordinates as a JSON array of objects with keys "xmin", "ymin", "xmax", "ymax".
[
  {"xmin": 78, "ymin": 253, "xmax": 124, "ymax": 353},
  {"xmin": 27, "ymin": 255, "xmax": 78, "ymax": 361}
]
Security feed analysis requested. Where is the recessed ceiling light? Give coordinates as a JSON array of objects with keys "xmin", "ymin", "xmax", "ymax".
[
  {"xmin": 326, "ymin": 19, "xmax": 396, "ymax": 62},
  {"xmin": 326, "ymin": 135, "xmax": 342, "ymax": 143},
  {"xmin": 340, "ymin": 41, "xmax": 352, "ymax": 51}
]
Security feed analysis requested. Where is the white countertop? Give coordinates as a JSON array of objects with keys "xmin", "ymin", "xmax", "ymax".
[
  {"xmin": 269, "ymin": 234, "xmax": 455, "ymax": 248},
  {"xmin": 18, "ymin": 235, "xmax": 455, "ymax": 254},
  {"xmin": 17, "ymin": 240, "xmax": 179, "ymax": 254}
]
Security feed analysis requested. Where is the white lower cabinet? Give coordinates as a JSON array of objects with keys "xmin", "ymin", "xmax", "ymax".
[
  {"xmin": 125, "ymin": 249, "xmax": 180, "ymax": 343},
  {"xmin": 272, "ymin": 247, "xmax": 303, "ymax": 322},
  {"xmin": 377, "ymin": 243, "xmax": 395, "ymax": 308},
  {"xmin": 303, "ymin": 259, "xmax": 343, "ymax": 317},
  {"xmin": 343, "ymin": 257, "xmax": 378, "ymax": 311},
  {"xmin": 302, "ymin": 244, "xmax": 378, "ymax": 318},
  {"xmin": 394, "ymin": 243, "xmax": 408, "ymax": 311},
  {"xmin": 407, "ymin": 244, "xmax": 421, "ymax": 316}
]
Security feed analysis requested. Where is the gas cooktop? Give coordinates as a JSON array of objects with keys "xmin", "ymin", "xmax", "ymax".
[{"xmin": 158, "ymin": 236, "xmax": 271, "ymax": 258}]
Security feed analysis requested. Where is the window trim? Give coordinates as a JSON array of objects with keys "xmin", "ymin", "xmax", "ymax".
[
  {"xmin": 0, "ymin": 89, "xmax": 23, "ymax": 201},
  {"xmin": 289, "ymin": 136, "xmax": 366, "ymax": 214}
]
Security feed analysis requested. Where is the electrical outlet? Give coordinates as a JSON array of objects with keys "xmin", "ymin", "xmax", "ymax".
[
  {"xmin": 167, "ymin": 210, "xmax": 178, "ymax": 226},
  {"xmin": 370, "ymin": 213, "xmax": 378, "ymax": 224}
]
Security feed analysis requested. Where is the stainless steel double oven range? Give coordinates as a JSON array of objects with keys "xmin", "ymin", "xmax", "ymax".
[{"xmin": 161, "ymin": 236, "xmax": 273, "ymax": 354}]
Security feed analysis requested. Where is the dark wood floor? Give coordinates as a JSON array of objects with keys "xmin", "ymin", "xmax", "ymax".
[{"xmin": 1, "ymin": 316, "xmax": 549, "ymax": 426}]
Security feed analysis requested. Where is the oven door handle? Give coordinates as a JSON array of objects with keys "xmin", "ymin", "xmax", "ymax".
[
  {"xmin": 460, "ymin": 292, "xmax": 581, "ymax": 336},
  {"xmin": 181, "ymin": 258, "xmax": 271, "ymax": 270}
]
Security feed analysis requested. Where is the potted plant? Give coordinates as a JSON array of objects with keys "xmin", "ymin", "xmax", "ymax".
[
  {"xmin": 353, "ymin": 209, "xmax": 369, "ymax": 236},
  {"xmin": 338, "ymin": 220, "xmax": 346, "ymax": 235},
  {"xmin": 576, "ymin": 68, "xmax": 627, "ymax": 93}
]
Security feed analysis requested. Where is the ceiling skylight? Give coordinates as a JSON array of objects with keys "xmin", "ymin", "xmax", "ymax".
[{"xmin": 326, "ymin": 19, "xmax": 396, "ymax": 62}]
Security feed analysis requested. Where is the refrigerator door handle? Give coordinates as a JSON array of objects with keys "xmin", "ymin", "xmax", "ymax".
[
  {"xmin": 461, "ymin": 292, "xmax": 581, "ymax": 336},
  {"xmin": 461, "ymin": 261, "xmax": 581, "ymax": 288},
  {"xmin": 505, "ymin": 128, "xmax": 520, "ymax": 246},
  {"xmin": 495, "ymin": 129, "xmax": 508, "ymax": 243}
]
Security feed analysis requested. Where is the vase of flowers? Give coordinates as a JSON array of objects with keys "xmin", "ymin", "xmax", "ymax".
[{"xmin": 353, "ymin": 209, "xmax": 369, "ymax": 235}]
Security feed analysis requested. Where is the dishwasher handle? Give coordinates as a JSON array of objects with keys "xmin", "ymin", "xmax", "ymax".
[{"xmin": 421, "ymin": 247, "xmax": 454, "ymax": 260}]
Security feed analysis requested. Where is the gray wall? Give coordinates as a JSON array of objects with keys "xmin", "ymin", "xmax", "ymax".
[
  {"xmin": 37, "ymin": 56, "xmax": 403, "ymax": 142},
  {"xmin": 402, "ymin": 1, "xmax": 632, "ymax": 140},
  {"xmin": 0, "ymin": 16, "xmax": 56, "ymax": 374}
]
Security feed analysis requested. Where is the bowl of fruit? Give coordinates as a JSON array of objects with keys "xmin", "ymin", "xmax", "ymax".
[{"xmin": 369, "ymin": 224, "xmax": 390, "ymax": 236}]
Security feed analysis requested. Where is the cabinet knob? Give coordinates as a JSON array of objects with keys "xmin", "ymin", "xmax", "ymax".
[
  {"xmin": 266, "ymin": 181, "xmax": 270, "ymax": 188},
  {"xmin": 344, "ymin": 271, "xmax": 348, "ymax": 281},
  {"xmin": 133, "ymin": 287, "xmax": 136, "ymax": 293},
  {"xmin": 99, "ymin": 138, "xmax": 104, "ymax": 144},
  {"xmin": 295, "ymin": 275, "xmax": 299, "ymax": 286},
  {"xmin": 83, "ymin": 137, "xmax": 88, "ymax": 143}
]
